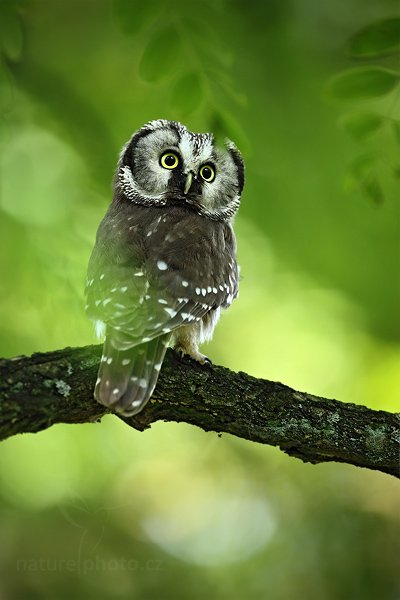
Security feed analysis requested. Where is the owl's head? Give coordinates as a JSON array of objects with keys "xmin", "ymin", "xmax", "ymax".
[{"xmin": 116, "ymin": 119, "xmax": 244, "ymax": 221}]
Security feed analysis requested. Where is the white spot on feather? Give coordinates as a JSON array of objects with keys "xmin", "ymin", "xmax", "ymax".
[
  {"xmin": 95, "ymin": 321, "xmax": 106, "ymax": 339},
  {"xmin": 157, "ymin": 260, "xmax": 168, "ymax": 271}
]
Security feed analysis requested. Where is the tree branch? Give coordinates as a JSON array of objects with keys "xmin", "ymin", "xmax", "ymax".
[{"xmin": 0, "ymin": 345, "xmax": 399, "ymax": 478}]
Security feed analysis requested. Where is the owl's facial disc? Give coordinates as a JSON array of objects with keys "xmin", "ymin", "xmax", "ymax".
[{"xmin": 117, "ymin": 120, "xmax": 244, "ymax": 221}]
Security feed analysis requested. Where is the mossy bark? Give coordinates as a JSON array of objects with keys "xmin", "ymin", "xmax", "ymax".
[{"xmin": 0, "ymin": 345, "xmax": 399, "ymax": 478}]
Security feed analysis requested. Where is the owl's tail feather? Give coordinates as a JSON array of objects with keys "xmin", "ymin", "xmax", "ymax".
[{"xmin": 95, "ymin": 332, "xmax": 170, "ymax": 417}]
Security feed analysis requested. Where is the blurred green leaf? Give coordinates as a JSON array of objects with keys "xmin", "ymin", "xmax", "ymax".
[
  {"xmin": 327, "ymin": 67, "xmax": 399, "ymax": 100},
  {"xmin": 392, "ymin": 164, "xmax": 400, "ymax": 178},
  {"xmin": 171, "ymin": 72, "xmax": 203, "ymax": 115},
  {"xmin": 113, "ymin": 0, "xmax": 161, "ymax": 35},
  {"xmin": 392, "ymin": 121, "xmax": 400, "ymax": 144},
  {"xmin": 139, "ymin": 27, "xmax": 181, "ymax": 83},
  {"xmin": 209, "ymin": 110, "xmax": 251, "ymax": 155},
  {"xmin": 346, "ymin": 154, "xmax": 384, "ymax": 203},
  {"xmin": 340, "ymin": 111, "xmax": 383, "ymax": 140},
  {"xmin": 349, "ymin": 18, "xmax": 400, "ymax": 58},
  {"xmin": 349, "ymin": 153, "xmax": 376, "ymax": 180},
  {"xmin": 362, "ymin": 175, "xmax": 384, "ymax": 204},
  {"xmin": 0, "ymin": 5, "xmax": 23, "ymax": 61},
  {"xmin": 0, "ymin": 61, "xmax": 12, "ymax": 112}
]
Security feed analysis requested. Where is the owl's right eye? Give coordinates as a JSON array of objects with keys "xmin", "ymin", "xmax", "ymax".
[{"xmin": 160, "ymin": 152, "xmax": 179, "ymax": 169}]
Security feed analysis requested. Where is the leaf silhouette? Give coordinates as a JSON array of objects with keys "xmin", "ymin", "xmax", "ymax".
[
  {"xmin": 349, "ymin": 18, "xmax": 400, "ymax": 58},
  {"xmin": 327, "ymin": 67, "xmax": 400, "ymax": 101},
  {"xmin": 113, "ymin": 0, "xmax": 162, "ymax": 35},
  {"xmin": 340, "ymin": 111, "xmax": 383, "ymax": 140},
  {"xmin": 0, "ymin": 5, "xmax": 23, "ymax": 61}
]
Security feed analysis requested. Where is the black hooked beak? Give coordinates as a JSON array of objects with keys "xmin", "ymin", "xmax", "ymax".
[{"xmin": 183, "ymin": 171, "xmax": 194, "ymax": 195}]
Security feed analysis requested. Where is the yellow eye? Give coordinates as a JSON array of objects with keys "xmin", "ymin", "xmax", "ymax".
[
  {"xmin": 200, "ymin": 164, "xmax": 215, "ymax": 182},
  {"xmin": 160, "ymin": 152, "xmax": 179, "ymax": 169}
]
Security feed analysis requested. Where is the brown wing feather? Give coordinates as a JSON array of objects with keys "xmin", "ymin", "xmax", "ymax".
[{"xmin": 86, "ymin": 203, "xmax": 238, "ymax": 347}]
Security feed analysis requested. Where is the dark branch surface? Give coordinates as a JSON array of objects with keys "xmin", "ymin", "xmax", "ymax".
[{"xmin": 0, "ymin": 345, "xmax": 399, "ymax": 478}]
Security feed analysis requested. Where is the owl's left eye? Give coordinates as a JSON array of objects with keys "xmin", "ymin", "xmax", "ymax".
[
  {"xmin": 160, "ymin": 152, "xmax": 179, "ymax": 169},
  {"xmin": 199, "ymin": 164, "xmax": 215, "ymax": 182}
]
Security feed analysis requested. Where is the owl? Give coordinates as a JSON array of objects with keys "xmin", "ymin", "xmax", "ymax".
[{"xmin": 85, "ymin": 119, "xmax": 244, "ymax": 417}]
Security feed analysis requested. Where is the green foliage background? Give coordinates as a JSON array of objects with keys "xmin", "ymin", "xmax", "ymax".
[{"xmin": 0, "ymin": 0, "xmax": 399, "ymax": 598}]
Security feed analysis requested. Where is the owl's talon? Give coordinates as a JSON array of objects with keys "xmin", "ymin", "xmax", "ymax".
[{"xmin": 174, "ymin": 346, "xmax": 210, "ymax": 365}]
